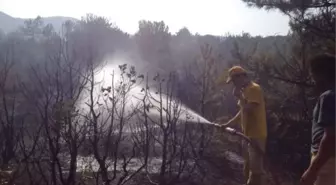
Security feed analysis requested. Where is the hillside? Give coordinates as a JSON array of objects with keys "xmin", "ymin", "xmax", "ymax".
[{"xmin": 0, "ymin": 11, "xmax": 77, "ymax": 33}]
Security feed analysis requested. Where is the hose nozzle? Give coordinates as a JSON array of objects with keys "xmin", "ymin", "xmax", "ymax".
[{"xmin": 225, "ymin": 127, "xmax": 237, "ymax": 134}]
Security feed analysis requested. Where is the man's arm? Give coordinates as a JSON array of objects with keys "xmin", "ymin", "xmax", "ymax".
[
  {"xmin": 242, "ymin": 85, "xmax": 263, "ymax": 112},
  {"xmin": 227, "ymin": 110, "xmax": 241, "ymax": 126},
  {"xmin": 216, "ymin": 111, "xmax": 241, "ymax": 127},
  {"xmin": 308, "ymin": 93, "xmax": 335, "ymax": 172},
  {"xmin": 309, "ymin": 127, "xmax": 335, "ymax": 172}
]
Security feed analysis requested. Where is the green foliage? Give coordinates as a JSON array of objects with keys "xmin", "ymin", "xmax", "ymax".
[
  {"xmin": 135, "ymin": 21, "xmax": 172, "ymax": 73},
  {"xmin": 20, "ymin": 16, "xmax": 44, "ymax": 36},
  {"xmin": 242, "ymin": 0, "xmax": 326, "ymax": 12}
]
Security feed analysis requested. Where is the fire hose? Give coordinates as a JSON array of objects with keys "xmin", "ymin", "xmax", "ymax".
[{"xmin": 210, "ymin": 123, "xmax": 281, "ymax": 185}]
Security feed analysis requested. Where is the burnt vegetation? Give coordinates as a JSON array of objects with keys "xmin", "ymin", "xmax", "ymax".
[{"xmin": 0, "ymin": 0, "xmax": 334, "ymax": 184}]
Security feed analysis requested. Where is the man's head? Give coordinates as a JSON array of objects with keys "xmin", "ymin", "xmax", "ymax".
[
  {"xmin": 309, "ymin": 54, "xmax": 335, "ymax": 90},
  {"xmin": 226, "ymin": 66, "xmax": 249, "ymax": 87}
]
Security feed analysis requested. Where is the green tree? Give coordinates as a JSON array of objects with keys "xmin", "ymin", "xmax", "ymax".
[
  {"xmin": 135, "ymin": 21, "xmax": 172, "ymax": 74},
  {"xmin": 242, "ymin": 0, "xmax": 335, "ymax": 53},
  {"xmin": 171, "ymin": 27, "xmax": 198, "ymax": 70},
  {"xmin": 20, "ymin": 16, "xmax": 44, "ymax": 39},
  {"xmin": 42, "ymin": 24, "xmax": 55, "ymax": 37},
  {"xmin": 70, "ymin": 14, "xmax": 130, "ymax": 65}
]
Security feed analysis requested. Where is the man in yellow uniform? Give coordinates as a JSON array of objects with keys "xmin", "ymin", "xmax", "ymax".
[{"xmin": 217, "ymin": 66, "xmax": 267, "ymax": 185}]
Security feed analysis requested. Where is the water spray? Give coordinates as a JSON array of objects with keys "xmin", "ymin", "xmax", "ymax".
[{"xmin": 92, "ymin": 63, "xmax": 281, "ymax": 185}]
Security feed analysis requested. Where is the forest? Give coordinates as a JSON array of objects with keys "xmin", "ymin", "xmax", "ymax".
[{"xmin": 0, "ymin": 0, "xmax": 334, "ymax": 185}]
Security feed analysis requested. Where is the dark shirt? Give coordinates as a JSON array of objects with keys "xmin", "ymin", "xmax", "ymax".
[{"xmin": 311, "ymin": 90, "xmax": 335, "ymax": 154}]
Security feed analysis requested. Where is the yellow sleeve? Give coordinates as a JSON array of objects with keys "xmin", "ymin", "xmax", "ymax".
[{"xmin": 245, "ymin": 85, "xmax": 263, "ymax": 104}]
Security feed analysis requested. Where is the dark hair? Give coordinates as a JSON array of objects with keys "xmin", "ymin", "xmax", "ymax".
[{"xmin": 310, "ymin": 54, "xmax": 335, "ymax": 81}]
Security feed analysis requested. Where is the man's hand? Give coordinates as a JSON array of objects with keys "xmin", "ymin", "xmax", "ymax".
[
  {"xmin": 300, "ymin": 167, "xmax": 318, "ymax": 185},
  {"xmin": 212, "ymin": 123, "xmax": 221, "ymax": 127},
  {"xmin": 219, "ymin": 121, "xmax": 232, "ymax": 128},
  {"xmin": 212, "ymin": 119, "xmax": 230, "ymax": 128},
  {"xmin": 300, "ymin": 127, "xmax": 335, "ymax": 185}
]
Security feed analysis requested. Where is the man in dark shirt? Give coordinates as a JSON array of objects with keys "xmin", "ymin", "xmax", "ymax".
[{"xmin": 300, "ymin": 54, "xmax": 335, "ymax": 185}]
